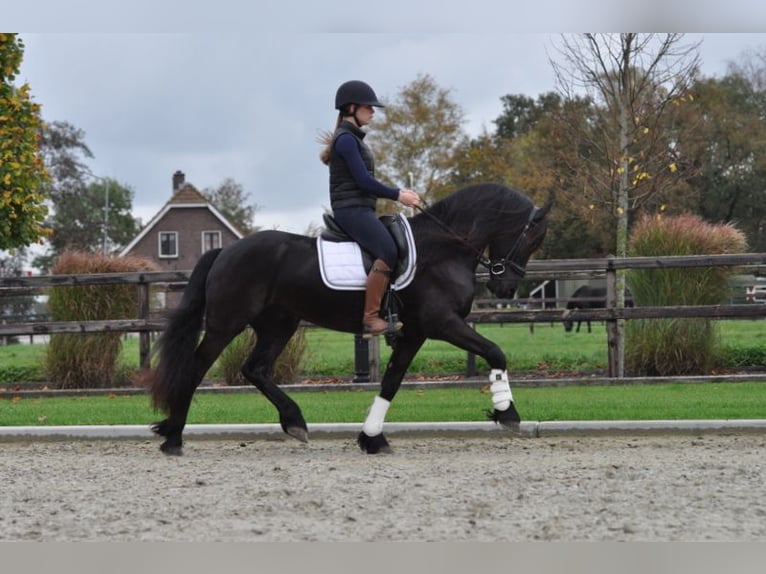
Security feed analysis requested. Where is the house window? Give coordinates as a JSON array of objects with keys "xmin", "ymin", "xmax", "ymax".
[
  {"xmin": 202, "ymin": 230, "xmax": 222, "ymax": 252},
  {"xmin": 158, "ymin": 232, "xmax": 178, "ymax": 258}
]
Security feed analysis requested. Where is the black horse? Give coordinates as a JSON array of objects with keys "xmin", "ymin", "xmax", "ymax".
[
  {"xmin": 562, "ymin": 285, "xmax": 634, "ymax": 333},
  {"xmin": 147, "ymin": 183, "xmax": 551, "ymax": 455}
]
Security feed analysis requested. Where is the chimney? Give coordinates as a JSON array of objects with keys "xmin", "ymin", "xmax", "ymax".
[{"xmin": 172, "ymin": 170, "xmax": 185, "ymax": 192}]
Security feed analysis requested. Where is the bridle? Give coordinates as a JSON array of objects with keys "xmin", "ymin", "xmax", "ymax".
[
  {"xmin": 481, "ymin": 205, "xmax": 540, "ymax": 279},
  {"xmin": 414, "ymin": 203, "xmax": 540, "ymax": 279}
]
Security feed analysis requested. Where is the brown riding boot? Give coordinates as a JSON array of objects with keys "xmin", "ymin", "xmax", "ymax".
[{"xmin": 362, "ymin": 260, "xmax": 403, "ymax": 337}]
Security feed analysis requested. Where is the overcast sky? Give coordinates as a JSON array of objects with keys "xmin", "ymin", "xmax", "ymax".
[{"xmin": 13, "ymin": 25, "xmax": 766, "ymax": 234}]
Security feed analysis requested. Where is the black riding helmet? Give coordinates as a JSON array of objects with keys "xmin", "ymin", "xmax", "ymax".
[{"xmin": 335, "ymin": 80, "xmax": 385, "ymax": 110}]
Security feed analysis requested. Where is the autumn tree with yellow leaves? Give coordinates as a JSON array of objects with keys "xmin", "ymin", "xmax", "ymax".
[
  {"xmin": 550, "ymin": 33, "xmax": 702, "ymax": 377},
  {"xmin": 0, "ymin": 33, "xmax": 49, "ymax": 249},
  {"xmin": 369, "ymin": 73, "xmax": 466, "ymax": 204},
  {"xmin": 550, "ymin": 34, "xmax": 702, "ymax": 261}
]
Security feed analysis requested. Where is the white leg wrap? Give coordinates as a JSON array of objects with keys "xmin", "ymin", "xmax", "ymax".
[
  {"xmin": 362, "ymin": 396, "xmax": 390, "ymax": 437},
  {"xmin": 489, "ymin": 369, "xmax": 513, "ymax": 411}
]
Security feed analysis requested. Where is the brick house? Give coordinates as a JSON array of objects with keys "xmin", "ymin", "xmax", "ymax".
[{"xmin": 120, "ymin": 170, "xmax": 245, "ymax": 307}]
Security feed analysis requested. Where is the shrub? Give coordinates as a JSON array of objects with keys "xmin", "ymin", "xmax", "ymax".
[
  {"xmin": 720, "ymin": 345, "xmax": 766, "ymax": 368},
  {"xmin": 0, "ymin": 365, "xmax": 44, "ymax": 383},
  {"xmin": 626, "ymin": 214, "xmax": 747, "ymax": 376},
  {"xmin": 216, "ymin": 326, "xmax": 307, "ymax": 386},
  {"xmin": 46, "ymin": 251, "xmax": 158, "ymax": 389}
]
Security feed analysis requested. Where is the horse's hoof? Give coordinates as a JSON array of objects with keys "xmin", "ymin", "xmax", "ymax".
[
  {"xmin": 486, "ymin": 403, "xmax": 522, "ymax": 433},
  {"xmin": 160, "ymin": 442, "xmax": 183, "ymax": 456},
  {"xmin": 357, "ymin": 431, "xmax": 392, "ymax": 454},
  {"xmin": 285, "ymin": 426, "xmax": 309, "ymax": 443},
  {"xmin": 151, "ymin": 420, "xmax": 169, "ymax": 436}
]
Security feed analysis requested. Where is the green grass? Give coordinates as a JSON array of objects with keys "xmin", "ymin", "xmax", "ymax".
[
  {"xmin": 299, "ymin": 320, "xmax": 766, "ymax": 376},
  {"xmin": 0, "ymin": 343, "xmax": 48, "ymax": 382},
  {"xmin": 301, "ymin": 323, "xmax": 609, "ymax": 376},
  {"xmin": 0, "ymin": 324, "xmax": 609, "ymax": 384},
  {"xmin": 0, "ymin": 319, "xmax": 763, "ymax": 386},
  {"xmin": 2, "ymin": 383, "xmax": 764, "ymax": 426}
]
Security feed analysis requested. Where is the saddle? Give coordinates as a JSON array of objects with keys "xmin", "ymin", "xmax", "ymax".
[{"xmin": 316, "ymin": 213, "xmax": 417, "ymax": 292}]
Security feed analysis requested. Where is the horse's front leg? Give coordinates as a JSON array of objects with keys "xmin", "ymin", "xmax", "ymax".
[
  {"xmin": 431, "ymin": 316, "xmax": 521, "ymax": 430},
  {"xmin": 357, "ymin": 333, "xmax": 425, "ymax": 454}
]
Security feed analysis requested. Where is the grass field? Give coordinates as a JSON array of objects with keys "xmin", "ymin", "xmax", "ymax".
[
  {"xmin": 2, "ymin": 320, "xmax": 764, "ymax": 426},
  {"xmin": 1, "ymin": 319, "xmax": 764, "ymax": 384},
  {"xmin": 2, "ymin": 382, "xmax": 765, "ymax": 426},
  {"xmin": 301, "ymin": 322, "xmax": 609, "ymax": 376},
  {"xmin": 228, "ymin": 319, "xmax": 764, "ymax": 377}
]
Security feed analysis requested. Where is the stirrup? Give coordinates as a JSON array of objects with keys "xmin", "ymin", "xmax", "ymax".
[{"xmin": 362, "ymin": 318, "xmax": 403, "ymax": 339}]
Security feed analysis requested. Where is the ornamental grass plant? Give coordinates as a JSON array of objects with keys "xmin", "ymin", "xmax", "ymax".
[
  {"xmin": 45, "ymin": 251, "xmax": 158, "ymax": 389},
  {"xmin": 626, "ymin": 213, "xmax": 747, "ymax": 376}
]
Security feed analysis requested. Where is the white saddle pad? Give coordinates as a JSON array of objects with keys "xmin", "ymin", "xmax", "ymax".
[{"xmin": 316, "ymin": 219, "xmax": 417, "ymax": 292}]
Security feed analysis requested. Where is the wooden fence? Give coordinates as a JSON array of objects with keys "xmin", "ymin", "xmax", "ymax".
[
  {"xmin": 1, "ymin": 254, "xmax": 765, "ymax": 380},
  {"xmin": 0, "ymin": 270, "xmax": 188, "ymax": 367}
]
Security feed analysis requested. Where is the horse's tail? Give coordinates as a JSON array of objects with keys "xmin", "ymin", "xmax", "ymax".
[{"xmin": 149, "ymin": 248, "xmax": 222, "ymax": 413}]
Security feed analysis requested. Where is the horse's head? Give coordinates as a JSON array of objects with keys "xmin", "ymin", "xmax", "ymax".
[
  {"xmin": 562, "ymin": 317, "xmax": 574, "ymax": 332},
  {"xmin": 485, "ymin": 202, "xmax": 551, "ymax": 299}
]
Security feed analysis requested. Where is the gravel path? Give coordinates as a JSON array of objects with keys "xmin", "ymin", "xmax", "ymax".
[{"xmin": 1, "ymin": 433, "xmax": 764, "ymax": 541}]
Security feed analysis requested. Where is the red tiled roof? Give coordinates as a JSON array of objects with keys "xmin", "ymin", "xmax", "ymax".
[{"xmin": 168, "ymin": 183, "xmax": 208, "ymax": 204}]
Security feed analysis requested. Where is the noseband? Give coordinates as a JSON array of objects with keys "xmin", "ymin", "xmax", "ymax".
[{"xmin": 480, "ymin": 206, "xmax": 540, "ymax": 279}]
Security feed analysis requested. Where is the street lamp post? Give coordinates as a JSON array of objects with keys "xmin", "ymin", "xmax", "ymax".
[
  {"xmin": 87, "ymin": 172, "xmax": 111, "ymax": 255},
  {"xmin": 102, "ymin": 179, "xmax": 110, "ymax": 255}
]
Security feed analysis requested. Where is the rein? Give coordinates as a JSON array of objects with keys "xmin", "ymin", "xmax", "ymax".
[
  {"xmin": 414, "ymin": 202, "xmax": 539, "ymax": 278},
  {"xmin": 413, "ymin": 202, "xmax": 484, "ymax": 260}
]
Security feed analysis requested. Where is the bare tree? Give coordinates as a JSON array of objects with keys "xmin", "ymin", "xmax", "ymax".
[
  {"xmin": 202, "ymin": 177, "xmax": 259, "ymax": 235},
  {"xmin": 727, "ymin": 45, "xmax": 766, "ymax": 91},
  {"xmin": 550, "ymin": 33, "xmax": 702, "ymax": 376}
]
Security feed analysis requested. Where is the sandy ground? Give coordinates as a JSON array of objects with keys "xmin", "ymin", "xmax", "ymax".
[{"xmin": 1, "ymin": 433, "xmax": 765, "ymax": 541}]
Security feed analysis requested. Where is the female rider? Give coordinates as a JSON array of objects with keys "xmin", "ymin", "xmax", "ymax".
[{"xmin": 320, "ymin": 80, "xmax": 421, "ymax": 336}]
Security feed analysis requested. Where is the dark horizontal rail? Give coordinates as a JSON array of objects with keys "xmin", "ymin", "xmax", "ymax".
[
  {"xmin": 0, "ymin": 320, "xmax": 167, "ymax": 337},
  {"xmin": 1, "ymin": 305, "xmax": 763, "ymax": 338},
  {"xmin": 466, "ymin": 304, "xmax": 766, "ymax": 324},
  {"xmin": 0, "ymin": 271, "xmax": 191, "ymax": 290},
  {"xmin": 2, "ymin": 252, "xmax": 764, "ymax": 290}
]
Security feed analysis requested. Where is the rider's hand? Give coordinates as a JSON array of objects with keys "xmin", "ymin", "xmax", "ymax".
[{"xmin": 398, "ymin": 188, "xmax": 421, "ymax": 208}]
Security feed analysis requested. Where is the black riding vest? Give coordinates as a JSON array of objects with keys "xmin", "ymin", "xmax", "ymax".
[{"xmin": 328, "ymin": 121, "xmax": 378, "ymax": 211}]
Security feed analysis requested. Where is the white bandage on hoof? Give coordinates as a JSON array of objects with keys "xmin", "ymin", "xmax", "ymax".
[
  {"xmin": 489, "ymin": 369, "xmax": 513, "ymax": 411},
  {"xmin": 362, "ymin": 396, "xmax": 390, "ymax": 437}
]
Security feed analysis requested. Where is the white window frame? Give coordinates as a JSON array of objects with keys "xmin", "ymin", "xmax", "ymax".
[
  {"xmin": 158, "ymin": 231, "xmax": 179, "ymax": 259},
  {"xmin": 201, "ymin": 230, "xmax": 222, "ymax": 253}
]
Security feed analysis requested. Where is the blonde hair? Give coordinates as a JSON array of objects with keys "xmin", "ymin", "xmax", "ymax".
[{"xmin": 318, "ymin": 111, "xmax": 348, "ymax": 165}]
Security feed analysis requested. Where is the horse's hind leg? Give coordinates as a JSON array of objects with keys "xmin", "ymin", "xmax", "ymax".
[
  {"xmin": 241, "ymin": 309, "xmax": 308, "ymax": 442},
  {"xmin": 153, "ymin": 329, "xmax": 235, "ymax": 454}
]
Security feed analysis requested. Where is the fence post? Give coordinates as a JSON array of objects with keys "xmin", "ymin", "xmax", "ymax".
[
  {"xmin": 605, "ymin": 256, "xmax": 621, "ymax": 378},
  {"xmin": 353, "ymin": 335, "xmax": 371, "ymax": 382},
  {"xmin": 369, "ymin": 336, "xmax": 380, "ymax": 382},
  {"xmin": 138, "ymin": 281, "xmax": 151, "ymax": 368}
]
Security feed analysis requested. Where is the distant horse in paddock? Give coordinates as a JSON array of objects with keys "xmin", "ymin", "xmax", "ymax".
[
  {"xmin": 562, "ymin": 285, "xmax": 634, "ymax": 333},
  {"xmin": 147, "ymin": 183, "xmax": 552, "ymax": 455}
]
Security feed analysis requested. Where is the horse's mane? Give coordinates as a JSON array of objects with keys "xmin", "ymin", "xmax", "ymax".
[
  {"xmin": 411, "ymin": 183, "xmax": 535, "ymax": 262},
  {"xmin": 411, "ymin": 183, "xmax": 534, "ymax": 268}
]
